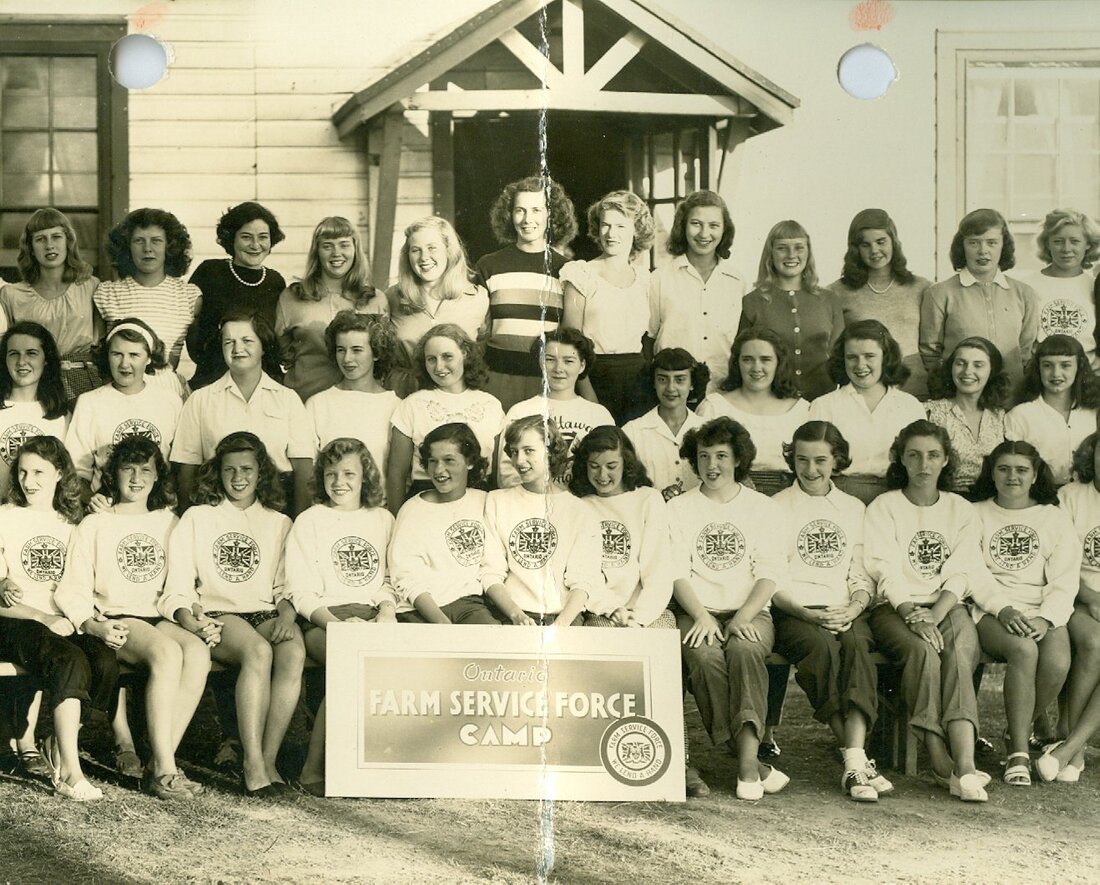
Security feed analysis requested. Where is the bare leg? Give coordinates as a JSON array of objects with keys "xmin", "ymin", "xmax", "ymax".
[
  {"xmin": 117, "ymin": 620, "xmax": 184, "ymax": 778},
  {"xmin": 156, "ymin": 622, "xmax": 211, "ymax": 752},
  {"xmin": 212, "ymin": 616, "xmax": 273, "ymax": 792},
  {"xmin": 1063, "ymin": 608, "xmax": 1100, "ymax": 770},
  {"xmin": 300, "ymin": 698, "xmax": 326, "ymax": 786},
  {"xmin": 256, "ymin": 620, "xmax": 305, "ymax": 784},
  {"xmin": 14, "ymin": 691, "xmax": 42, "ymax": 755},
  {"xmin": 111, "ymin": 686, "xmax": 138, "ymax": 756},
  {"xmin": 52, "ymin": 698, "xmax": 89, "ymax": 787}
]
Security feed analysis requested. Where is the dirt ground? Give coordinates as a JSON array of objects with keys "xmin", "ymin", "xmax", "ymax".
[{"xmin": 3, "ymin": 670, "xmax": 1100, "ymax": 884}]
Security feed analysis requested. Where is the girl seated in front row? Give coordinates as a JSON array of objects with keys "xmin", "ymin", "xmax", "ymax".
[
  {"xmin": 771, "ymin": 420, "xmax": 891, "ymax": 802},
  {"xmin": 480, "ymin": 414, "xmax": 603, "ymax": 627},
  {"xmin": 667, "ymin": 416, "xmax": 790, "ymax": 800},
  {"xmin": 161, "ymin": 431, "xmax": 304, "ymax": 798},
  {"xmin": 968, "ymin": 441, "xmax": 1076, "ymax": 786},
  {"xmin": 390, "ymin": 423, "xmax": 501, "ymax": 625},
  {"xmin": 864, "ymin": 420, "xmax": 990, "ymax": 801},
  {"xmin": 286, "ymin": 437, "xmax": 398, "ymax": 796},
  {"xmin": 56, "ymin": 436, "xmax": 210, "ymax": 800}
]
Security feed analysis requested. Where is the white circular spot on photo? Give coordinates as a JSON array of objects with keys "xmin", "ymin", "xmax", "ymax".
[
  {"xmin": 110, "ymin": 34, "xmax": 168, "ymax": 90},
  {"xmin": 838, "ymin": 44, "xmax": 896, "ymax": 100}
]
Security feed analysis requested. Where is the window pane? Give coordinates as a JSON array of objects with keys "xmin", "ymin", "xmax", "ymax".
[
  {"xmin": 1012, "ymin": 154, "xmax": 1056, "ymax": 197},
  {"xmin": 1, "ymin": 57, "xmax": 49, "ymax": 128},
  {"xmin": 52, "ymin": 172, "xmax": 96, "ymax": 205},
  {"xmin": 1015, "ymin": 120, "xmax": 1055, "ymax": 152},
  {"xmin": 0, "ymin": 211, "xmax": 30, "ymax": 251},
  {"xmin": 1066, "ymin": 120, "xmax": 1099, "ymax": 151},
  {"xmin": 2, "ymin": 173, "xmax": 49, "ymax": 206},
  {"xmin": 53, "ymin": 132, "xmax": 98, "ymax": 174},
  {"xmin": 1067, "ymin": 78, "xmax": 1099, "ymax": 117},
  {"xmin": 51, "ymin": 57, "xmax": 97, "ymax": 128},
  {"xmin": 970, "ymin": 154, "xmax": 1007, "ymax": 206},
  {"xmin": 1, "ymin": 131, "xmax": 48, "ymax": 172},
  {"xmin": 1063, "ymin": 154, "xmax": 1100, "ymax": 217},
  {"xmin": 66, "ymin": 212, "xmax": 98, "ymax": 258},
  {"xmin": 1013, "ymin": 79, "xmax": 1058, "ymax": 118}
]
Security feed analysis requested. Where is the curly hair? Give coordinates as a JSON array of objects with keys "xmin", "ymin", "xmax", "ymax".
[
  {"xmin": 970, "ymin": 439, "xmax": 1059, "ymax": 506},
  {"xmin": 585, "ymin": 190, "xmax": 654, "ymax": 259},
  {"xmin": 650, "ymin": 347, "xmax": 711, "ymax": 403},
  {"xmin": 488, "ymin": 176, "xmax": 577, "ymax": 248},
  {"xmin": 838, "ymin": 208, "xmax": 915, "ymax": 290},
  {"xmin": 7, "ymin": 435, "xmax": 84, "ymax": 523},
  {"xmin": 99, "ymin": 435, "xmax": 176, "ymax": 511},
  {"xmin": 192, "ymin": 431, "xmax": 286, "ymax": 511},
  {"xmin": 324, "ymin": 310, "xmax": 398, "ymax": 383},
  {"xmin": 16, "ymin": 208, "xmax": 92, "ymax": 285},
  {"xmin": 568, "ymin": 425, "xmax": 652, "ymax": 497},
  {"xmin": 504, "ymin": 414, "xmax": 569, "ymax": 480},
  {"xmin": 219, "ymin": 310, "xmax": 284, "ymax": 381},
  {"xmin": 413, "ymin": 323, "xmax": 489, "ymax": 391},
  {"xmin": 0, "ymin": 322, "xmax": 67, "ymax": 420},
  {"xmin": 885, "ymin": 419, "xmax": 956, "ymax": 491},
  {"xmin": 289, "ymin": 216, "xmax": 380, "ymax": 309},
  {"xmin": 667, "ymin": 190, "xmax": 734, "ymax": 260},
  {"xmin": 1036, "ymin": 208, "xmax": 1100, "ymax": 270},
  {"xmin": 418, "ymin": 422, "xmax": 488, "ymax": 486},
  {"xmin": 215, "ymin": 202, "xmax": 285, "ymax": 256},
  {"xmin": 105, "ymin": 208, "xmax": 192, "ymax": 278},
  {"xmin": 312, "ymin": 437, "xmax": 383, "ymax": 509},
  {"xmin": 721, "ymin": 327, "xmax": 801, "ymax": 398},
  {"xmin": 782, "ymin": 420, "xmax": 852, "ymax": 475},
  {"xmin": 1017, "ymin": 334, "xmax": 1100, "ymax": 408},
  {"xmin": 827, "ymin": 319, "xmax": 910, "ymax": 388},
  {"xmin": 93, "ymin": 317, "xmax": 168, "ymax": 380},
  {"xmin": 949, "ymin": 208, "xmax": 1015, "ymax": 272},
  {"xmin": 530, "ymin": 326, "xmax": 595, "ymax": 381},
  {"xmin": 1072, "ymin": 433, "xmax": 1100, "ymax": 485},
  {"xmin": 755, "ymin": 219, "xmax": 819, "ymax": 291},
  {"xmin": 936, "ymin": 336, "xmax": 1010, "ymax": 410},
  {"xmin": 680, "ymin": 416, "xmax": 756, "ymax": 482},
  {"xmin": 391, "ymin": 216, "xmax": 477, "ymax": 315}
]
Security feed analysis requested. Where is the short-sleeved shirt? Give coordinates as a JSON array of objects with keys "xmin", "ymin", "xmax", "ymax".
[
  {"xmin": 0, "ymin": 278, "xmax": 98, "ymax": 358},
  {"xmin": 622, "ymin": 406, "xmax": 705, "ymax": 500},
  {"xmin": 391, "ymin": 388, "xmax": 504, "ymax": 483},
  {"xmin": 808, "ymin": 385, "xmax": 926, "ymax": 477},
  {"xmin": 305, "ymin": 386, "xmax": 398, "ymax": 482},
  {"xmin": 1020, "ymin": 269, "xmax": 1098, "ymax": 370},
  {"xmin": 696, "ymin": 394, "xmax": 810, "ymax": 471},
  {"xmin": 925, "ymin": 399, "xmax": 1006, "ymax": 493},
  {"xmin": 385, "ymin": 282, "xmax": 489, "ymax": 358},
  {"xmin": 94, "ymin": 276, "xmax": 201, "ymax": 368},
  {"xmin": 560, "ymin": 259, "xmax": 650, "ymax": 355}
]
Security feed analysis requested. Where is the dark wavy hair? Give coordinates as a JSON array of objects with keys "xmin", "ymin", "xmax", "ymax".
[
  {"xmin": 680, "ymin": 416, "xmax": 755, "ymax": 482},
  {"xmin": 568, "ymin": 425, "xmax": 652, "ymax": 497},
  {"xmin": 937, "ymin": 336, "xmax": 1010, "ymax": 410},
  {"xmin": 106, "ymin": 208, "xmax": 192, "ymax": 278},
  {"xmin": 530, "ymin": 326, "xmax": 595, "ymax": 381},
  {"xmin": 7, "ymin": 435, "xmax": 83, "ymax": 524},
  {"xmin": 650, "ymin": 347, "xmax": 710, "ymax": 403},
  {"xmin": 885, "ymin": 419, "xmax": 956, "ymax": 491},
  {"xmin": 667, "ymin": 190, "xmax": 734, "ymax": 260},
  {"xmin": 16, "ymin": 208, "xmax": 92, "ymax": 285},
  {"xmin": 100, "ymin": 435, "xmax": 176, "ymax": 511},
  {"xmin": 828, "ymin": 319, "xmax": 910, "ymax": 389},
  {"xmin": 949, "ymin": 208, "xmax": 1015, "ymax": 272},
  {"xmin": 215, "ymin": 202, "xmax": 285, "ymax": 256},
  {"xmin": 782, "ymin": 420, "xmax": 852, "ymax": 475},
  {"xmin": 192, "ymin": 431, "xmax": 286, "ymax": 511},
  {"xmin": 1017, "ymin": 334, "xmax": 1100, "ymax": 409},
  {"xmin": 970, "ymin": 439, "xmax": 1059, "ymax": 506},
  {"xmin": 93, "ymin": 317, "xmax": 168, "ymax": 380},
  {"xmin": 488, "ymin": 176, "xmax": 577, "ymax": 248},
  {"xmin": 219, "ymin": 310, "xmax": 284, "ymax": 382},
  {"xmin": 324, "ymin": 310, "xmax": 398, "ymax": 383},
  {"xmin": 721, "ymin": 327, "xmax": 802, "ymax": 398},
  {"xmin": 418, "ymin": 422, "xmax": 488, "ymax": 486},
  {"xmin": 504, "ymin": 414, "xmax": 569, "ymax": 480},
  {"xmin": 312, "ymin": 437, "xmax": 383, "ymax": 509},
  {"xmin": 585, "ymin": 190, "xmax": 655, "ymax": 259},
  {"xmin": 0, "ymin": 322, "xmax": 67, "ymax": 420},
  {"xmin": 1072, "ymin": 433, "xmax": 1100, "ymax": 485},
  {"xmin": 838, "ymin": 208, "xmax": 915, "ymax": 289},
  {"xmin": 413, "ymin": 323, "xmax": 489, "ymax": 390}
]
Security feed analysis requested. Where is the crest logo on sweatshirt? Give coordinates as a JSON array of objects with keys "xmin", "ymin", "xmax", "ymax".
[
  {"xmin": 213, "ymin": 532, "xmax": 260, "ymax": 583},
  {"xmin": 1041, "ymin": 300, "xmax": 1086, "ymax": 337},
  {"xmin": 600, "ymin": 521, "xmax": 631, "ymax": 568},
  {"xmin": 0, "ymin": 423, "xmax": 44, "ymax": 465},
  {"xmin": 989, "ymin": 524, "xmax": 1039, "ymax": 571},
  {"xmin": 696, "ymin": 522, "xmax": 745, "ymax": 570},
  {"xmin": 112, "ymin": 418, "xmax": 162, "ymax": 446},
  {"xmin": 796, "ymin": 519, "xmax": 845, "ymax": 568},
  {"xmin": 331, "ymin": 536, "xmax": 379, "ymax": 587},
  {"xmin": 21, "ymin": 535, "xmax": 65, "ymax": 583},
  {"xmin": 907, "ymin": 531, "xmax": 948, "ymax": 579},
  {"xmin": 1083, "ymin": 526, "xmax": 1100, "ymax": 567},
  {"xmin": 117, "ymin": 533, "xmax": 166, "ymax": 583},
  {"xmin": 509, "ymin": 518, "xmax": 558, "ymax": 569},
  {"xmin": 445, "ymin": 520, "xmax": 484, "ymax": 567}
]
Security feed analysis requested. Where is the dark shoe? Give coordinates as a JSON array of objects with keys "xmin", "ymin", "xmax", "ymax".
[
  {"xmin": 757, "ymin": 740, "xmax": 781, "ymax": 761},
  {"xmin": 685, "ymin": 766, "xmax": 710, "ymax": 798},
  {"xmin": 146, "ymin": 772, "xmax": 195, "ymax": 801},
  {"xmin": 18, "ymin": 748, "xmax": 52, "ymax": 779},
  {"xmin": 114, "ymin": 748, "xmax": 143, "ymax": 780}
]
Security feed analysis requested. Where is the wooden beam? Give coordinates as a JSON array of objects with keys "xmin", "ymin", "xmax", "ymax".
[
  {"xmin": 430, "ymin": 112, "xmax": 455, "ymax": 223},
  {"xmin": 562, "ymin": 0, "xmax": 585, "ymax": 81},
  {"xmin": 498, "ymin": 28, "xmax": 566, "ymax": 89},
  {"xmin": 372, "ymin": 113, "xmax": 404, "ymax": 290},
  {"xmin": 403, "ymin": 88, "xmax": 747, "ymax": 116},
  {"xmin": 703, "ymin": 123, "xmax": 718, "ymax": 191},
  {"xmin": 583, "ymin": 29, "xmax": 648, "ymax": 91}
]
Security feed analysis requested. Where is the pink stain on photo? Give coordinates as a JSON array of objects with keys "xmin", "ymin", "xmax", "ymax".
[{"xmin": 849, "ymin": 0, "xmax": 895, "ymax": 31}]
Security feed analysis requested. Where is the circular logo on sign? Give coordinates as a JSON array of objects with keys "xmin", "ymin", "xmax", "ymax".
[
  {"xmin": 213, "ymin": 532, "xmax": 260, "ymax": 583},
  {"xmin": 117, "ymin": 532, "xmax": 166, "ymax": 583},
  {"xmin": 1041, "ymin": 299, "xmax": 1086, "ymax": 337},
  {"xmin": 696, "ymin": 522, "xmax": 745, "ymax": 570},
  {"xmin": 989, "ymin": 524, "xmax": 1039, "ymax": 571},
  {"xmin": 445, "ymin": 519, "xmax": 484, "ymax": 567},
  {"xmin": 601, "ymin": 520, "xmax": 631, "ymax": 568},
  {"xmin": 509, "ymin": 518, "xmax": 558, "ymax": 569},
  {"xmin": 1085, "ymin": 527, "xmax": 1100, "ymax": 568},
  {"xmin": 0, "ymin": 423, "xmax": 43, "ymax": 466},
  {"xmin": 330, "ymin": 536, "xmax": 379, "ymax": 587},
  {"xmin": 112, "ymin": 417, "xmax": 162, "ymax": 446},
  {"xmin": 600, "ymin": 716, "xmax": 671, "ymax": 787},
  {"xmin": 20, "ymin": 535, "xmax": 65, "ymax": 583},
  {"xmin": 796, "ymin": 519, "xmax": 846, "ymax": 568},
  {"xmin": 908, "ymin": 530, "xmax": 948, "ymax": 579}
]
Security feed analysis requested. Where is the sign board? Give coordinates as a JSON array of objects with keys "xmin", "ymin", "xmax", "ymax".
[{"xmin": 326, "ymin": 623, "xmax": 686, "ymax": 801}]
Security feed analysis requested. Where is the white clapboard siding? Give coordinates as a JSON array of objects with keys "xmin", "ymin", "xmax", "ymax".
[
  {"xmin": 256, "ymin": 68, "xmax": 387, "ymax": 95},
  {"xmin": 130, "ymin": 95, "xmax": 257, "ymax": 122},
  {"xmin": 131, "ymin": 147, "xmax": 258, "ymax": 176},
  {"xmin": 165, "ymin": 42, "xmax": 259, "ymax": 69},
  {"xmin": 150, "ymin": 68, "xmax": 257, "ymax": 95},
  {"xmin": 256, "ymin": 147, "xmax": 367, "ymax": 175},
  {"xmin": 256, "ymin": 94, "xmax": 352, "ymax": 120},
  {"xmin": 131, "ymin": 121, "xmax": 257, "ymax": 148},
  {"xmin": 255, "ymin": 121, "xmax": 349, "ymax": 148}
]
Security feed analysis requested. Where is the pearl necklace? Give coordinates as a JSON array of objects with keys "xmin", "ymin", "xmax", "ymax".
[
  {"xmin": 867, "ymin": 277, "xmax": 894, "ymax": 295},
  {"xmin": 227, "ymin": 258, "xmax": 267, "ymax": 288}
]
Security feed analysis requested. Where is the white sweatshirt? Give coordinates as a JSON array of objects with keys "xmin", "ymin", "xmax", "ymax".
[
  {"xmin": 1057, "ymin": 481, "xmax": 1100, "ymax": 598},
  {"xmin": 0, "ymin": 504, "xmax": 74, "ymax": 616},
  {"xmin": 496, "ymin": 395, "xmax": 614, "ymax": 487}
]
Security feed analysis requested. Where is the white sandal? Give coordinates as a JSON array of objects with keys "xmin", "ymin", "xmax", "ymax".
[{"xmin": 55, "ymin": 777, "xmax": 103, "ymax": 802}]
